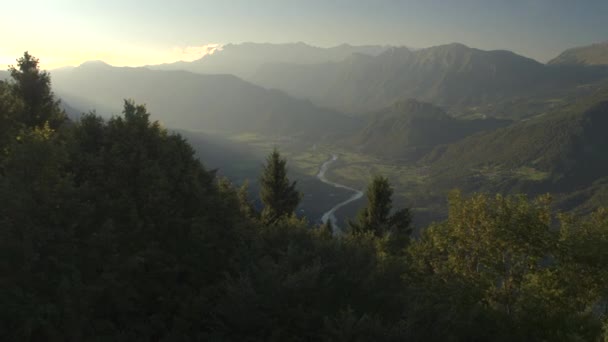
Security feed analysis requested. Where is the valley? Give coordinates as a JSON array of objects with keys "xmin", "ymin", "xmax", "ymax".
[{"xmin": 8, "ymin": 39, "xmax": 608, "ymax": 247}]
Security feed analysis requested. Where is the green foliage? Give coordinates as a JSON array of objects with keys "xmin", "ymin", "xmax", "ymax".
[
  {"xmin": 0, "ymin": 95, "xmax": 245, "ymax": 339},
  {"xmin": 408, "ymin": 191, "xmax": 606, "ymax": 340},
  {"xmin": 259, "ymin": 148, "xmax": 302, "ymax": 224},
  {"xmin": 0, "ymin": 83, "xmax": 24, "ymax": 165},
  {"xmin": 236, "ymin": 180, "xmax": 259, "ymax": 220}
]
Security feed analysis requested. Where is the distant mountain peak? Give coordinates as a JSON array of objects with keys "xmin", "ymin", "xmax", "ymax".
[
  {"xmin": 79, "ymin": 60, "xmax": 112, "ymax": 68},
  {"xmin": 149, "ymin": 42, "xmax": 390, "ymax": 78},
  {"xmin": 445, "ymin": 42, "xmax": 470, "ymax": 49}
]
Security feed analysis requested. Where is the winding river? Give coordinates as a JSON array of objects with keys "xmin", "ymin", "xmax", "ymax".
[{"xmin": 317, "ymin": 155, "xmax": 364, "ymax": 233}]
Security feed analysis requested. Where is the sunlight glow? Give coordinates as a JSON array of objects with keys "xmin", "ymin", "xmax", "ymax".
[{"xmin": 0, "ymin": 44, "xmax": 223, "ymax": 70}]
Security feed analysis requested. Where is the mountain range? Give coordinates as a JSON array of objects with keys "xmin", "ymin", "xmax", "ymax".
[
  {"xmin": 149, "ymin": 42, "xmax": 388, "ymax": 79},
  {"xmin": 50, "ymin": 61, "xmax": 359, "ymax": 139},
  {"xmin": 249, "ymin": 43, "xmax": 608, "ymax": 114},
  {"xmin": 5, "ymin": 40, "xmax": 608, "ymax": 218}
]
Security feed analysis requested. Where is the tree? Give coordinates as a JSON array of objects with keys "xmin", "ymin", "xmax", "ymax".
[
  {"xmin": 349, "ymin": 175, "xmax": 412, "ymax": 239},
  {"xmin": 0, "ymin": 81, "xmax": 24, "ymax": 154},
  {"xmin": 408, "ymin": 191, "xmax": 601, "ymax": 340},
  {"xmin": 237, "ymin": 180, "xmax": 258, "ymax": 220},
  {"xmin": 259, "ymin": 148, "xmax": 301, "ymax": 224},
  {"xmin": 9, "ymin": 52, "xmax": 65, "ymax": 129}
]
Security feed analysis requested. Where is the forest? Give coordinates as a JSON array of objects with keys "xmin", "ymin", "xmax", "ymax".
[{"xmin": 2, "ymin": 53, "xmax": 608, "ymax": 341}]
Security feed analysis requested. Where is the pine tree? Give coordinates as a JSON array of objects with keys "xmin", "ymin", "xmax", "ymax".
[
  {"xmin": 259, "ymin": 148, "xmax": 301, "ymax": 224},
  {"xmin": 9, "ymin": 52, "xmax": 65, "ymax": 129},
  {"xmin": 349, "ymin": 175, "xmax": 412, "ymax": 238}
]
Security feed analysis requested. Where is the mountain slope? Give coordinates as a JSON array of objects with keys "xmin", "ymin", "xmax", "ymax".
[
  {"xmin": 549, "ymin": 42, "xmax": 608, "ymax": 66},
  {"xmin": 252, "ymin": 43, "xmax": 608, "ymax": 114},
  {"xmin": 350, "ymin": 99, "xmax": 510, "ymax": 160},
  {"xmin": 424, "ymin": 88, "xmax": 608, "ymax": 198},
  {"xmin": 50, "ymin": 63, "xmax": 358, "ymax": 139},
  {"xmin": 150, "ymin": 42, "xmax": 388, "ymax": 79}
]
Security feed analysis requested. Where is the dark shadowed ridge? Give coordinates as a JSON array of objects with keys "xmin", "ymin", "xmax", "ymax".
[{"xmin": 349, "ymin": 99, "xmax": 510, "ymax": 160}]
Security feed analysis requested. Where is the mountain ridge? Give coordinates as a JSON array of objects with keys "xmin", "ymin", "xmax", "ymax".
[
  {"xmin": 424, "ymin": 88, "xmax": 608, "ymax": 198},
  {"xmin": 148, "ymin": 42, "xmax": 390, "ymax": 78},
  {"xmin": 251, "ymin": 43, "xmax": 608, "ymax": 114},
  {"xmin": 50, "ymin": 63, "xmax": 359, "ymax": 139},
  {"xmin": 549, "ymin": 42, "xmax": 608, "ymax": 66},
  {"xmin": 350, "ymin": 99, "xmax": 510, "ymax": 160}
]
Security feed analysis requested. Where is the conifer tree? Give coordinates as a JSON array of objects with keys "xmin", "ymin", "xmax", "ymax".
[
  {"xmin": 9, "ymin": 52, "xmax": 65, "ymax": 129},
  {"xmin": 349, "ymin": 175, "xmax": 412, "ymax": 238},
  {"xmin": 259, "ymin": 148, "xmax": 301, "ymax": 224}
]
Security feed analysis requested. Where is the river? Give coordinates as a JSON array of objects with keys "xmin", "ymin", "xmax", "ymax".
[{"xmin": 317, "ymin": 154, "xmax": 364, "ymax": 233}]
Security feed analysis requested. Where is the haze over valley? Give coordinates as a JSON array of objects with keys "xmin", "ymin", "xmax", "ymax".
[{"xmin": 12, "ymin": 39, "xmax": 604, "ymax": 226}]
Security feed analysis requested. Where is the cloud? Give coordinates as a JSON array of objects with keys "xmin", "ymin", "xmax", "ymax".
[{"xmin": 170, "ymin": 44, "xmax": 223, "ymax": 62}]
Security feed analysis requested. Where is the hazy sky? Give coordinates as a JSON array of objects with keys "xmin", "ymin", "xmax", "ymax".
[{"xmin": 1, "ymin": 0, "xmax": 607, "ymax": 69}]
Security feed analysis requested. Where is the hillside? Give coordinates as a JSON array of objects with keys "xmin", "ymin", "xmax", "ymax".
[
  {"xmin": 251, "ymin": 43, "xmax": 608, "ymax": 114},
  {"xmin": 50, "ymin": 62, "xmax": 359, "ymax": 139},
  {"xmin": 150, "ymin": 42, "xmax": 388, "ymax": 79},
  {"xmin": 350, "ymin": 99, "xmax": 510, "ymax": 160},
  {"xmin": 549, "ymin": 42, "xmax": 608, "ymax": 66},
  {"xmin": 424, "ymin": 89, "xmax": 608, "ymax": 200}
]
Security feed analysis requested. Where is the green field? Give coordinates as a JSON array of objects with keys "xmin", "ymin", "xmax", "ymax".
[{"xmin": 222, "ymin": 133, "xmax": 559, "ymax": 227}]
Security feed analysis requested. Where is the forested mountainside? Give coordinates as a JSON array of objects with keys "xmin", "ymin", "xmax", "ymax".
[
  {"xmin": 4, "ymin": 52, "xmax": 608, "ymax": 341},
  {"xmin": 549, "ymin": 41, "xmax": 608, "ymax": 66},
  {"xmin": 50, "ymin": 62, "xmax": 359, "ymax": 140},
  {"xmin": 350, "ymin": 99, "xmax": 510, "ymax": 160},
  {"xmin": 424, "ymin": 87, "xmax": 608, "ymax": 209},
  {"xmin": 150, "ymin": 42, "xmax": 388, "ymax": 78},
  {"xmin": 250, "ymin": 43, "xmax": 608, "ymax": 114}
]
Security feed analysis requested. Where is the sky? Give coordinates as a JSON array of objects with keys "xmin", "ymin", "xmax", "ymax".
[{"xmin": 1, "ymin": 0, "xmax": 607, "ymax": 69}]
